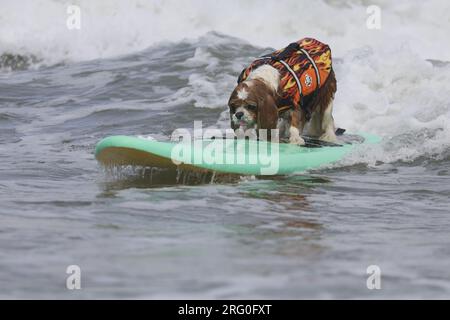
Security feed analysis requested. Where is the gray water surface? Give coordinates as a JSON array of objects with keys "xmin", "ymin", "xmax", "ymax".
[{"xmin": 1, "ymin": 33, "xmax": 449, "ymax": 299}]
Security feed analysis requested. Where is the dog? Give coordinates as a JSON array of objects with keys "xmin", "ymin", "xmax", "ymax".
[{"xmin": 228, "ymin": 38, "xmax": 337, "ymax": 145}]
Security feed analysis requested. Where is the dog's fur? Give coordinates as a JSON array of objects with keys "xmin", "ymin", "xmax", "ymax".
[{"xmin": 228, "ymin": 64, "xmax": 337, "ymax": 145}]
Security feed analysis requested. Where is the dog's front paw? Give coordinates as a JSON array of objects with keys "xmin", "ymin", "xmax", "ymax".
[
  {"xmin": 289, "ymin": 126, "xmax": 305, "ymax": 146},
  {"xmin": 289, "ymin": 135, "xmax": 305, "ymax": 146},
  {"xmin": 319, "ymin": 131, "xmax": 338, "ymax": 143}
]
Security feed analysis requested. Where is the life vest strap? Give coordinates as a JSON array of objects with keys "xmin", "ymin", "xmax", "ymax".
[
  {"xmin": 299, "ymin": 48, "xmax": 321, "ymax": 89},
  {"xmin": 254, "ymin": 56, "xmax": 305, "ymax": 115}
]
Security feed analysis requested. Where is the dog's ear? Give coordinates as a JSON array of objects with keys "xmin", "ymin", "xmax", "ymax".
[
  {"xmin": 230, "ymin": 118, "xmax": 237, "ymax": 131},
  {"xmin": 228, "ymin": 96, "xmax": 237, "ymax": 131},
  {"xmin": 257, "ymin": 94, "xmax": 278, "ymax": 130}
]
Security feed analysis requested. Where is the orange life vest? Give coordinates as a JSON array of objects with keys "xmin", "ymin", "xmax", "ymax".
[{"xmin": 237, "ymin": 38, "xmax": 333, "ymax": 118}]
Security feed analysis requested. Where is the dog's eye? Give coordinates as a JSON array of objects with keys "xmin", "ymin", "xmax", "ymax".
[{"xmin": 246, "ymin": 105, "xmax": 257, "ymax": 111}]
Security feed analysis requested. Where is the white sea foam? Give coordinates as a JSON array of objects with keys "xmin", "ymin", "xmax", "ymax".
[
  {"xmin": 1, "ymin": 0, "xmax": 450, "ymax": 165},
  {"xmin": 1, "ymin": 0, "xmax": 449, "ymax": 63}
]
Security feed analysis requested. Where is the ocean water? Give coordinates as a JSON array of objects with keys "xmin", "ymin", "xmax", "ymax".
[{"xmin": 1, "ymin": 0, "xmax": 450, "ymax": 299}]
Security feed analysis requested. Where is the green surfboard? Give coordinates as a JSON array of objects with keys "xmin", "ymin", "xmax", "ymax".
[{"xmin": 95, "ymin": 133, "xmax": 380, "ymax": 176}]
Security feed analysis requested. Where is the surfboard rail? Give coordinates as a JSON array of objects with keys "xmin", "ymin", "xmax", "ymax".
[{"xmin": 95, "ymin": 133, "xmax": 380, "ymax": 175}]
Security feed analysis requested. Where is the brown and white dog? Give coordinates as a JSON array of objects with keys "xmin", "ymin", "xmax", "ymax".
[{"xmin": 228, "ymin": 38, "xmax": 337, "ymax": 145}]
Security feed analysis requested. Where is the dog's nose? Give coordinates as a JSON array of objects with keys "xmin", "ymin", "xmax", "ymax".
[{"xmin": 235, "ymin": 112, "xmax": 244, "ymax": 120}]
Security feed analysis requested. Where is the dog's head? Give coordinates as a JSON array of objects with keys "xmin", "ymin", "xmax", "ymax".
[{"xmin": 228, "ymin": 79, "xmax": 279, "ymax": 132}]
